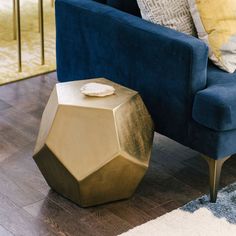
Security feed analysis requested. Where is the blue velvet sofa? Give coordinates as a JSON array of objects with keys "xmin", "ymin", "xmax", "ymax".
[{"xmin": 55, "ymin": 0, "xmax": 236, "ymax": 202}]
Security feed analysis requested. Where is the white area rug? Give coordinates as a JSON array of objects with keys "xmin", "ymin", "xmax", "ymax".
[{"xmin": 120, "ymin": 183, "xmax": 236, "ymax": 236}]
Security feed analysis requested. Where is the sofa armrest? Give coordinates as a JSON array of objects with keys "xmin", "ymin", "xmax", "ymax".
[{"xmin": 56, "ymin": 0, "xmax": 208, "ymax": 143}]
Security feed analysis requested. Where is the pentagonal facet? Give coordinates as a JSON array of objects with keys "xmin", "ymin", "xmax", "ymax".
[
  {"xmin": 34, "ymin": 87, "xmax": 59, "ymax": 155},
  {"xmin": 46, "ymin": 105, "xmax": 119, "ymax": 181},
  {"xmin": 78, "ymin": 155, "xmax": 148, "ymax": 207},
  {"xmin": 114, "ymin": 93, "xmax": 154, "ymax": 165}
]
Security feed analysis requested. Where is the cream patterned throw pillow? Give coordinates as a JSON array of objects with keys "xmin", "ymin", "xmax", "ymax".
[
  {"xmin": 188, "ymin": 0, "xmax": 236, "ymax": 73},
  {"xmin": 136, "ymin": 0, "xmax": 195, "ymax": 35}
]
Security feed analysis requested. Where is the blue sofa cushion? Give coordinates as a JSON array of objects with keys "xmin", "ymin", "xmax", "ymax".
[
  {"xmin": 193, "ymin": 63, "xmax": 236, "ymax": 131},
  {"xmin": 106, "ymin": 0, "xmax": 140, "ymax": 16}
]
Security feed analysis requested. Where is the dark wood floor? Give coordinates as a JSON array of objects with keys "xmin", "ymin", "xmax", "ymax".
[{"xmin": 1, "ymin": 73, "xmax": 236, "ymax": 235}]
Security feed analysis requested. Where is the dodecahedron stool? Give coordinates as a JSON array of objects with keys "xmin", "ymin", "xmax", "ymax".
[{"xmin": 33, "ymin": 78, "xmax": 154, "ymax": 207}]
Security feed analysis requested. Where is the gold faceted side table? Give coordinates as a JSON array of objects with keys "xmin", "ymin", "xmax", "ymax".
[{"xmin": 33, "ymin": 78, "xmax": 154, "ymax": 207}]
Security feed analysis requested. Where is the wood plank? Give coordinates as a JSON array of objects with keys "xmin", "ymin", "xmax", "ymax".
[
  {"xmin": 0, "ymin": 191, "xmax": 55, "ymax": 236},
  {"xmin": 24, "ymin": 199, "xmax": 98, "ymax": 236}
]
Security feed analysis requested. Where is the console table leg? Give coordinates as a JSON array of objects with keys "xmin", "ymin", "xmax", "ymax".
[
  {"xmin": 13, "ymin": 0, "xmax": 16, "ymax": 40},
  {"xmin": 15, "ymin": 0, "xmax": 22, "ymax": 72},
  {"xmin": 39, "ymin": 0, "xmax": 45, "ymax": 65},
  {"xmin": 38, "ymin": 0, "xmax": 41, "ymax": 33}
]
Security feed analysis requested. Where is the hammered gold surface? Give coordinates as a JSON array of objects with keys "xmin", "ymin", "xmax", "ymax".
[
  {"xmin": 33, "ymin": 78, "xmax": 154, "ymax": 207},
  {"xmin": 114, "ymin": 94, "xmax": 154, "ymax": 165}
]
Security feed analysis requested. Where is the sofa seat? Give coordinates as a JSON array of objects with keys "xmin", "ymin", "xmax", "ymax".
[{"xmin": 193, "ymin": 63, "xmax": 236, "ymax": 131}]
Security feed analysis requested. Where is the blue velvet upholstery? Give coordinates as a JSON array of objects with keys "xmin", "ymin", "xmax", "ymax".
[
  {"xmin": 189, "ymin": 121, "xmax": 236, "ymax": 158},
  {"xmin": 55, "ymin": 0, "xmax": 236, "ymax": 160},
  {"xmin": 193, "ymin": 65, "xmax": 236, "ymax": 131},
  {"xmin": 207, "ymin": 62, "xmax": 236, "ymax": 83},
  {"xmin": 106, "ymin": 0, "xmax": 140, "ymax": 16}
]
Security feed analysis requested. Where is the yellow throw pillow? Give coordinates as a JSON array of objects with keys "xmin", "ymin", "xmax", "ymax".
[{"xmin": 188, "ymin": 0, "xmax": 236, "ymax": 73}]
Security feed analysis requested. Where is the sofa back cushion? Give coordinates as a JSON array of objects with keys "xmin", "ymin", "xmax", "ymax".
[
  {"xmin": 137, "ymin": 0, "xmax": 195, "ymax": 35},
  {"xmin": 106, "ymin": 0, "xmax": 141, "ymax": 16},
  {"xmin": 188, "ymin": 0, "xmax": 236, "ymax": 73}
]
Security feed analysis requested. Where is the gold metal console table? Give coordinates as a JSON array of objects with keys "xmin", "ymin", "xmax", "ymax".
[{"xmin": 13, "ymin": 0, "xmax": 45, "ymax": 72}]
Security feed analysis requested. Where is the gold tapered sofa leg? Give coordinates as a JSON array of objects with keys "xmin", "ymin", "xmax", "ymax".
[{"xmin": 203, "ymin": 155, "xmax": 230, "ymax": 203}]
